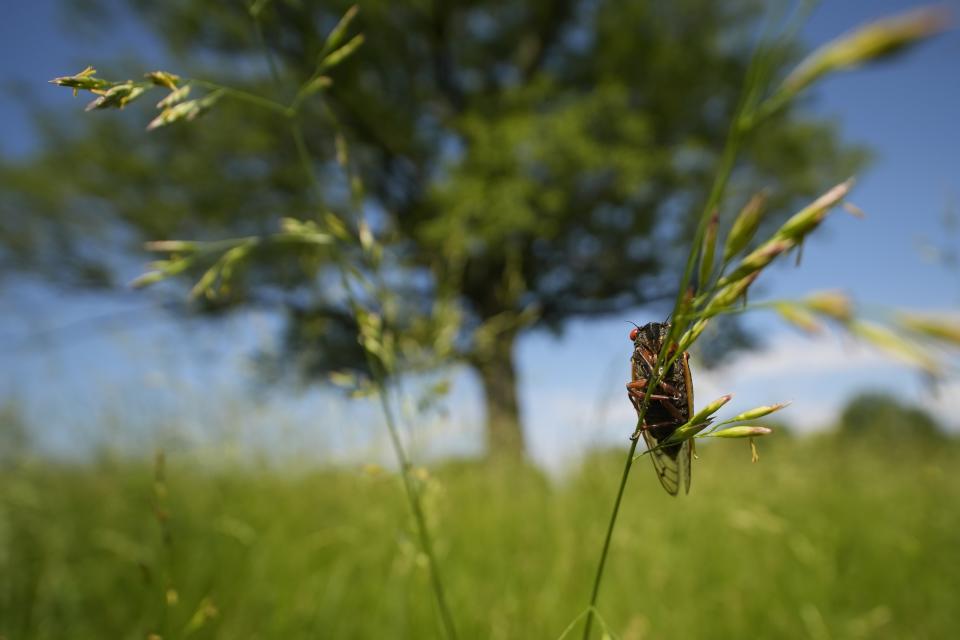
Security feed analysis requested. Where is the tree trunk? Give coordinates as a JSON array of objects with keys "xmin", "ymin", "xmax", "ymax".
[{"xmin": 473, "ymin": 333, "xmax": 526, "ymax": 460}]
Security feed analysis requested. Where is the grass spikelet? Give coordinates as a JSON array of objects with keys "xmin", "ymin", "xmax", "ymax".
[
  {"xmin": 803, "ymin": 290, "xmax": 854, "ymax": 322},
  {"xmin": 850, "ymin": 320, "xmax": 941, "ymax": 376},
  {"xmin": 717, "ymin": 239, "xmax": 794, "ymax": 288},
  {"xmin": 773, "ymin": 302, "xmax": 823, "ymax": 334},
  {"xmin": 144, "ymin": 70, "xmax": 181, "ymax": 90},
  {"xmin": 722, "ymin": 191, "xmax": 769, "ymax": 263},
  {"xmin": 707, "ymin": 425, "xmax": 773, "ymax": 438},
  {"xmin": 85, "ymin": 82, "xmax": 148, "ymax": 111},
  {"xmin": 706, "ymin": 272, "xmax": 760, "ymax": 314},
  {"xmin": 698, "ymin": 210, "xmax": 719, "ymax": 288},
  {"xmin": 774, "ymin": 179, "xmax": 855, "ymax": 241},
  {"xmin": 897, "ymin": 313, "xmax": 960, "ymax": 346},
  {"xmin": 721, "ymin": 403, "xmax": 791, "ymax": 425},
  {"xmin": 782, "ymin": 6, "xmax": 950, "ymax": 95}
]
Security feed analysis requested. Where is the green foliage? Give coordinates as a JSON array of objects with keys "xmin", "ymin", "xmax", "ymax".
[{"xmin": 2, "ymin": 438, "xmax": 959, "ymax": 638}]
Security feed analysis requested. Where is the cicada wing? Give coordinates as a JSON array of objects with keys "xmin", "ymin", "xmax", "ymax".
[
  {"xmin": 681, "ymin": 351, "xmax": 694, "ymax": 495},
  {"xmin": 680, "ymin": 439, "xmax": 692, "ymax": 495},
  {"xmin": 641, "ymin": 429, "xmax": 682, "ymax": 496}
]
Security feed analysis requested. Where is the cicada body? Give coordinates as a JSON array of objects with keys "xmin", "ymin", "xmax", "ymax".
[{"xmin": 627, "ymin": 322, "xmax": 694, "ymax": 495}]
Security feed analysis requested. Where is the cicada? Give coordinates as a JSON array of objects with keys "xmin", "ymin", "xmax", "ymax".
[{"xmin": 626, "ymin": 322, "xmax": 693, "ymax": 495}]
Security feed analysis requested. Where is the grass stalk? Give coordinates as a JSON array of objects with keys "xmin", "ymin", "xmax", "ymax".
[
  {"xmin": 579, "ymin": 98, "xmax": 745, "ymax": 640},
  {"xmin": 251, "ymin": 12, "xmax": 459, "ymax": 637},
  {"xmin": 376, "ymin": 385, "xmax": 459, "ymax": 639},
  {"xmin": 294, "ymin": 88, "xmax": 461, "ymax": 640},
  {"xmin": 580, "ymin": 437, "xmax": 639, "ymax": 640},
  {"xmin": 579, "ymin": 21, "xmax": 775, "ymax": 638},
  {"xmin": 189, "ymin": 79, "xmax": 290, "ymax": 116}
]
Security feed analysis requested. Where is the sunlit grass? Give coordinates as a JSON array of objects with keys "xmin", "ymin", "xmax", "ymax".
[{"xmin": 2, "ymin": 435, "xmax": 957, "ymax": 639}]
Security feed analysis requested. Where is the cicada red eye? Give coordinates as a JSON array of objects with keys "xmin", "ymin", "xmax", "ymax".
[{"xmin": 629, "ymin": 327, "xmax": 639, "ymax": 341}]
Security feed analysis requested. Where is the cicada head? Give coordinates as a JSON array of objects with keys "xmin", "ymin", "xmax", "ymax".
[{"xmin": 630, "ymin": 322, "xmax": 671, "ymax": 373}]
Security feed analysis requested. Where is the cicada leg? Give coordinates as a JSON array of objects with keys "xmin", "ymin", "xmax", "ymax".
[
  {"xmin": 633, "ymin": 345, "xmax": 685, "ymax": 399},
  {"xmin": 626, "ymin": 377, "xmax": 681, "ymax": 398},
  {"xmin": 634, "ymin": 344, "xmax": 658, "ymax": 375},
  {"xmin": 628, "ymin": 420, "xmax": 680, "ymax": 441},
  {"xmin": 626, "ymin": 379, "xmax": 686, "ymax": 422}
]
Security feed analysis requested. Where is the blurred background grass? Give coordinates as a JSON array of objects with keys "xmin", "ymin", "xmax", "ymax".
[{"xmin": 3, "ymin": 432, "xmax": 958, "ymax": 639}]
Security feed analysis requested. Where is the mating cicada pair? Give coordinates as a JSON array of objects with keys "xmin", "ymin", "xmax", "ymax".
[{"xmin": 627, "ymin": 322, "xmax": 694, "ymax": 495}]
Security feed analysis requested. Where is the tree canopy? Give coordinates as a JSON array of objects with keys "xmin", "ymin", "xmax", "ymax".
[
  {"xmin": 839, "ymin": 391, "xmax": 944, "ymax": 442},
  {"xmin": 0, "ymin": 0, "xmax": 866, "ymax": 456}
]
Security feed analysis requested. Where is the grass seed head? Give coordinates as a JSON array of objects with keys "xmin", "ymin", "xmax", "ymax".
[
  {"xmin": 774, "ymin": 179, "xmax": 855, "ymax": 241},
  {"xmin": 147, "ymin": 101, "xmax": 198, "ymax": 130},
  {"xmin": 667, "ymin": 420, "xmax": 713, "ymax": 444},
  {"xmin": 897, "ymin": 313, "xmax": 960, "ymax": 346},
  {"xmin": 723, "ymin": 191, "xmax": 769, "ymax": 263},
  {"xmin": 782, "ymin": 7, "xmax": 950, "ymax": 95},
  {"xmin": 677, "ymin": 318, "xmax": 709, "ymax": 353},
  {"xmin": 323, "ymin": 5, "xmax": 360, "ymax": 53},
  {"xmin": 774, "ymin": 302, "xmax": 824, "ymax": 334},
  {"xmin": 804, "ymin": 290, "xmax": 854, "ymax": 322},
  {"xmin": 718, "ymin": 239, "xmax": 794, "ymax": 288},
  {"xmin": 85, "ymin": 82, "xmax": 147, "ymax": 111},
  {"xmin": 707, "ymin": 271, "xmax": 761, "ymax": 314},
  {"xmin": 851, "ymin": 320, "xmax": 942, "ymax": 376},
  {"xmin": 699, "ymin": 210, "xmax": 720, "ymax": 288},
  {"xmin": 708, "ymin": 425, "xmax": 773, "ymax": 438},
  {"xmin": 668, "ymin": 394, "xmax": 734, "ymax": 441},
  {"xmin": 156, "ymin": 84, "xmax": 191, "ymax": 109},
  {"xmin": 725, "ymin": 403, "xmax": 791, "ymax": 424},
  {"xmin": 144, "ymin": 70, "xmax": 181, "ymax": 90},
  {"xmin": 49, "ymin": 66, "xmax": 112, "ymax": 94},
  {"xmin": 145, "ymin": 240, "xmax": 198, "ymax": 253},
  {"xmin": 147, "ymin": 91, "xmax": 221, "ymax": 131}
]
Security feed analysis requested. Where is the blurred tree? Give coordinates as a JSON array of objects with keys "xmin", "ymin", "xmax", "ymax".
[
  {"xmin": 0, "ymin": 0, "xmax": 866, "ymax": 457},
  {"xmin": 838, "ymin": 391, "xmax": 944, "ymax": 441}
]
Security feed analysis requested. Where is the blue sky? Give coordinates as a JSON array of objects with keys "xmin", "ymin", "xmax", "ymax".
[{"xmin": 2, "ymin": 1, "xmax": 959, "ymax": 471}]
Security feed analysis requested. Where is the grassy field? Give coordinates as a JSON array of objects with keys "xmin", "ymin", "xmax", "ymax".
[{"xmin": 2, "ymin": 435, "xmax": 958, "ymax": 639}]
